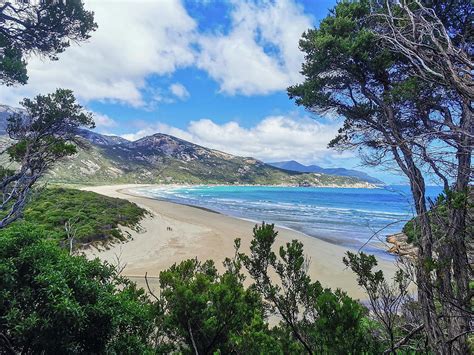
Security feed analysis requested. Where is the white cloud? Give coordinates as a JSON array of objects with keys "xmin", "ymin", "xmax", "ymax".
[
  {"xmin": 0, "ymin": 0, "xmax": 196, "ymax": 106},
  {"xmin": 0, "ymin": 0, "xmax": 314, "ymax": 106},
  {"xmin": 196, "ymin": 0, "xmax": 312, "ymax": 95},
  {"xmin": 121, "ymin": 115, "xmax": 348, "ymax": 163},
  {"xmin": 169, "ymin": 83, "xmax": 190, "ymax": 100},
  {"xmin": 92, "ymin": 112, "xmax": 117, "ymax": 128}
]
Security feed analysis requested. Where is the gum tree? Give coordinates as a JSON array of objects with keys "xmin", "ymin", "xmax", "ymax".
[{"xmin": 288, "ymin": 0, "xmax": 472, "ymax": 352}]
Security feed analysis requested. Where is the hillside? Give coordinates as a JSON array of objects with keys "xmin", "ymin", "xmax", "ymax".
[
  {"xmin": 0, "ymin": 105, "xmax": 374, "ymax": 187},
  {"xmin": 268, "ymin": 160, "xmax": 384, "ymax": 184},
  {"xmin": 50, "ymin": 132, "xmax": 371, "ymax": 186}
]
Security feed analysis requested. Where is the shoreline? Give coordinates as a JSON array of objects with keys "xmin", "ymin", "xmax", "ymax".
[
  {"xmin": 131, "ymin": 184, "xmax": 395, "ymax": 257},
  {"xmin": 81, "ymin": 184, "xmax": 398, "ymax": 300}
]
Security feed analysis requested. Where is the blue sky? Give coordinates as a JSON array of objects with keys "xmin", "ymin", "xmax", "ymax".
[{"xmin": 0, "ymin": 0, "xmax": 409, "ymax": 184}]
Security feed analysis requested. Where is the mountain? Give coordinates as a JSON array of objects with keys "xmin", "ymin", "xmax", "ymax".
[
  {"xmin": 268, "ymin": 160, "xmax": 384, "ymax": 185},
  {"xmin": 49, "ymin": 132, "xmax": 372, "ymax": 186},
  {"xmin": 76, "ymin": 129, "xmax": 129, "ymax": 146},
  {"xmin": 0, "ymin": 106, "xmax": 375, "ymax": 187}
]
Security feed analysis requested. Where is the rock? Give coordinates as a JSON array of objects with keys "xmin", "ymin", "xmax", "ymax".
[{"xmin": 386, "ymin": 232, "xmax": 418, "ymax": 258}]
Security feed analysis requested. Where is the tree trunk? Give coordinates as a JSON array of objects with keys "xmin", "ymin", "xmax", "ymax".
[
  {"xmin": 384, "ymin": 100, "xmax": 448, "ymax": 352},
  {"xmin": 444, "ymin": 100, "xmax": 472, "ymax": 354},
  {"xmin": 407, "ymin": 164, "xmax": 449, "ymax": 354}
]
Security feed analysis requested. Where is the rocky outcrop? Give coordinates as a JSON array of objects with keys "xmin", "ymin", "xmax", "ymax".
[{"xmin": 386, "ymin": 233, "xmax": 418, "ymax": 258}]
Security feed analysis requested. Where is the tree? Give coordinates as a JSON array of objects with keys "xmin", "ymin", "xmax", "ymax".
[
  {"xmin": 373, "ymin": 3, "xmax": 473, "ymax": 351},
  {"xmin": 239, "ymin": 223, "xmax": 381, "ymax": 354},
  {"xmin": 0, "ymin": 0, "xmax": 97, "ymax": 85},
  {"xmin": 374, "ymin": 0, "xmax": 473, "ymax": 102},
  {"xmin": 0, "ymin": 89, "xmax": 94, "ymax": 228},
  {"xmin": 153, "ymin": 254, "xmax": 267, "ymax": 354},
  {"xmin": 288, "ymin": 0, "xmax": 472, "ymax": 352},
  {"xmin": 151, "ymin": 223, "xmax": 383, "ymax": 354},
  {"xmin": 0, "ymin": 223, "xmax": 155, "ymax": 354},
  {"xmin": 343, "ymin": 252, "xmax": 426, "ymax": 354}
]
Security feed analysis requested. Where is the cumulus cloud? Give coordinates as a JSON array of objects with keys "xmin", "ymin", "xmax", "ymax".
[
  {"xmin": 196, "ymin": 0, "xmax": 312, "ymax": 95},
  {"xmin": 169, "ymin": 83, "xmax": 190, "ymax": 100},
  {"xmin": 92, "ymin": 112, "xmax": 117, "ymax": 128},
  {"xmin": 121, "ymin": 115, "xmax": 349, "ymax": 163},
  {"xmin": 0, "ymin": 0, "xmax": 196, "ymax": 106},
  {"xmin": 0, "ymin": 0, "xmax": 314, "ymax": 107}
]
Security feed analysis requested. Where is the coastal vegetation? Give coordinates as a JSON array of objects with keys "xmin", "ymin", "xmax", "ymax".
[
  {"xmin": 21, "ymin": 187, "xmax": 147, "ymax": 245},
  {"xmin": 1, "ymin": 221, "xmax": 385, "ymax": 354},
  {"xmin": 0, "ymin": 0, "xmax": 472, "ymax": 354},
  {"xmin": 0, "ymin": 223, "xmax": 155, "ymax": 354},
  {"xmin": 403, "ymin": 189, "xmax": 473, "ymax": 244},
  {"xmin": 0, "ymin": 0, "xmax": 96, "ymax": 86},
  {"xmin": 0, "ymin": 89, "xmax": 95, "ymax": 228}
]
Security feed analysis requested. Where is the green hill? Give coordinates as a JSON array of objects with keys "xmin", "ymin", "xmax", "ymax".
[{"xmin": 21, "ymin": 188, "xmax": 147, "ymax": 245}]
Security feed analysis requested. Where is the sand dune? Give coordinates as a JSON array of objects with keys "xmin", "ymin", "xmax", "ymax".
[{"xmin": 81, "ymin": 184, "xmax": 397, "ymax": 299}]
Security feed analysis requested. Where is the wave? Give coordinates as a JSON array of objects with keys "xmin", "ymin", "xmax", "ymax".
[
  {"xmin": 133, "ymin": 185, "xmax": 441, "ymax": 258},
  {"xmin": 145, "ymin": 189, "xmax": 410, "ymax": 218}
]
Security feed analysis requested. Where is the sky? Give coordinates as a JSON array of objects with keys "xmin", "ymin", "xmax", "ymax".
[{"xmin": 0, "ymin": 0, "xmax": 409, "ymax": 184}]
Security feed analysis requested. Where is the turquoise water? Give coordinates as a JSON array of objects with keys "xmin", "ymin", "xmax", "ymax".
[{"xmin": 135, "ymin": 185, "xmax": 443, "ymax": 257}]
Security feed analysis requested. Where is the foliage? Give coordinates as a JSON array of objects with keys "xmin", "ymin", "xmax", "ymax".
[
  {"xmin": 155, "ymin": 255, "xmax": 269, "ymax": 353},
  {"xmin": 6, "ymin": 89, "xmax": 94, "ymax": 161},
  {"xmin": 0, "ymin": 223, "xmax": 155, "ymax": 354},
  {"xmin": 0, "ymin": 217, "xmax": 398, "ymax": 354},
  {"xmin": 239, "ymin": 223, "xmax": 382, "ymax": 354},
  {"xmin": 153, "ymin": 224, "xmax": 386, "ymax": 354},
  {"xmin": 403, "ymin": 189, "xmax": 473, "ymax": 244},
  {"xmin": 0, "ymin": 0, "xmax": 97, "ymax": 85},
  {"xmin": 343, "ymin": 252, "xmax": 425, "ymax": 353},
  {"xmin": 18, "ymin": 187, "xmax": 148, "ymax": 245},
  {"xmin": 288, "ymin": 0, "xmax": 473, "ymax": 352},
  {"xmin": 0, "ymin": 89, "xmax": 94, "ymax": 228},
  {"xmin": 0, "ymin": 33, "xmax": 26, "ymax": 85}
]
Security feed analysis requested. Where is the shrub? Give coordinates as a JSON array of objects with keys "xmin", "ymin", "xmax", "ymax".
[{"xmin": 0, "ymin": 223, "xmax": 155, "ymax": 354}]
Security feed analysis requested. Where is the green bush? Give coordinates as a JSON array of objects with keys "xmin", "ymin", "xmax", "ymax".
[
  {"xmin": 20, "ymin": 187, "xmax": 147, "ymax": 244},
  {"xmin": 0, "ymin": 222, "xmax": 386, "ymax": 354},
  {"xmin": 402, "ymin": 190, "xmax": 473, "ymax": 244},
  {"xmin": 155, "ymin": 258, "xmax": 273, "ymax": 353},
  {"xmin": 0, "ymin": 223, "xmax": 155, "ymax": 354}
]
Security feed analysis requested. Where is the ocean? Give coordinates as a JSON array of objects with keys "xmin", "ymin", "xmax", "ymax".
[{"xmin": 133, "ymin": 185, "xmax": 443, "ymax": 258}]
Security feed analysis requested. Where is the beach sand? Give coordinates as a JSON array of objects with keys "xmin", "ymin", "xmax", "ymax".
[{"xmin": 81, "ymin": 184, "xmax": 398, "ymax": 299}]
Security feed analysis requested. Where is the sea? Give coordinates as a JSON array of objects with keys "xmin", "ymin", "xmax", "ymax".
[{"xmin": 133, "ymin": 185, "xmax": 443, "ymax": 259}]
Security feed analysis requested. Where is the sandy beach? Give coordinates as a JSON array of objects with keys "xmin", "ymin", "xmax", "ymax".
[{"xmin": 81, "ymin": 184, "xmax": 398, "ymax": 299}]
